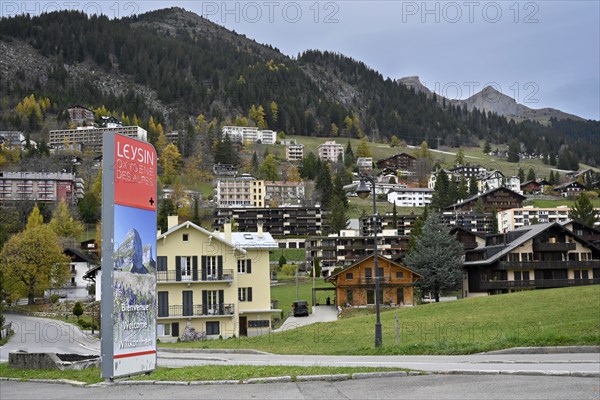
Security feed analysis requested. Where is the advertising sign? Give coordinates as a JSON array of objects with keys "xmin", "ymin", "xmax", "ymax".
[{"xmin": 101, "ymin": 133, "xmax": 157, "ymax": 379}]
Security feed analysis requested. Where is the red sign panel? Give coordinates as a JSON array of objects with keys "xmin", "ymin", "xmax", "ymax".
[{"xmin": 114, "ymin": 135, "xmax": 157, "ymax": 211}]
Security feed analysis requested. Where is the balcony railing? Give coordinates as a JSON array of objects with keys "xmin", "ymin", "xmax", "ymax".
[
  {"xmin": 157, "ymin": 303, "xmax": 235, "ymax": 318},
  {"xmin": 497, "ymin": 260, "xmax": 599, "ymax": 270},
  {"xmin": 532, "ymin": 242, "xmax": 576, "ymax": 252},
  {"xmin": 479, "ymin": 278, "xmax": 600, "ymax": 290},
  {"xmin": 156, "ymin": 269, "xmax": 234, "ymax": 283}
]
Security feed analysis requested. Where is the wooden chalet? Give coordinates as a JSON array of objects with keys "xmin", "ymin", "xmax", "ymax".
[
  {"xmin": 325, "ymin": 255, "xmax": 421, "ymax": 307},
  {"xmin": 446, "ymin": 187, "xmax": 526, "ymax": 213}
]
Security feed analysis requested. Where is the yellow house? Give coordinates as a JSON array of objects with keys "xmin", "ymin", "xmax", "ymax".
[{"xmin": 156, "ymin": 217, "xmax": 278, "ymax": 340}]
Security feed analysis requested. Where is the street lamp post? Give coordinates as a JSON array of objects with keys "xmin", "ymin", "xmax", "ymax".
[{"xmin": 356, "ymin": 176, "xmax": 382, "ymax": 347}]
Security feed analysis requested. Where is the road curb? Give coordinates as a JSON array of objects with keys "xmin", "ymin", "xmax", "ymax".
[{"xmin": 480, "ymin": 346, "xmax": 600, "ymax": 355}]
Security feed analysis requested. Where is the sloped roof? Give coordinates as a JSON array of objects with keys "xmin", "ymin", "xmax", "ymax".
[
  {"xmin": 446, "ymin": 187, "xmax": 526, "ymax": 209},
  {"xmin": 553, "ymin": 180, "xmax": 586, "ymax": 190},
  {"xmin": 158, "ymin": 221, "xmax": 246, "ymax": 255},
  {"xmin": 325, "ymin": 254, "xmax": 422, "ymax": 282},
  {"xmin": 464, "ymin": 222, "xmax": 598, "ymax": 267}
]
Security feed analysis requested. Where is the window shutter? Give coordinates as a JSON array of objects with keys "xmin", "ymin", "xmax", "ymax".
[
  {"xmin": 248, "ymin": 287, "xmax": 253, "ymax": 302},
  {"xmin": 219, "ymin": 289, "xmax": 224, "ymax": 314},
  {"xmin": 157, "ymin": 256, "xmax": 167, "ymax": 271},
  {"xmin": 192, "ymin": 256, "xmax": 198, "ymax": 281},
  {"xmin": 175, "ymin": 256, "xmax": 182, "ymax": 281},
  {"xmin": 217, "ymin": 256, "xmax": 223, "ymax": 279},
  {"xmin": 247, "ymin": 259, "xmax": 252, "ymax": 274},
  {"xmin": 202, "ymin": 290, "xmax": 207, "ymax": 315},
  {"xmin": 201, "ymin": 256, "xmax": 207, "ymax": 281}
]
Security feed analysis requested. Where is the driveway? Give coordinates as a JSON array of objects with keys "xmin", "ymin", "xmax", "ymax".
[{"xmin": 274, "ymin": 305, "xmax": 338, "ymax": 332}]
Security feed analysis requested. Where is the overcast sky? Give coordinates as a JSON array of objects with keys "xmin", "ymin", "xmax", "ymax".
[{"xmin": 5, "ymin": 1, "xmax": 599, "ymax": 120}]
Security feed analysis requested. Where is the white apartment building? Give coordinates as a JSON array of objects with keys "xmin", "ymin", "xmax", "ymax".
[
  {"xmin": 478, "ymin": 171, "xmax": 522, "ymax": 194},
  {"xmin": 286, "ymin": 144, "xmax": 304, "ymax": 162},
  {"xmin": 497, "ymin": 206, "xmax": 600, "ymax": 232},
  {"xmin": 216, "ymin": 175, "xmax": 265, "ymax": 207},
  {"xmin": 387, "ymin": 188, "xmax": 434, "ymax": 207},
  {"xmin": 221, "ymin": 126, "xmax": 277, "ymax": 145},
  {"xmin": 317, "ymin": 141, "xmax": 344, "ymax": 162},
  {"xmin": 49, "ymin": 125, "xmax": 147, "ymax": 152},
  {"xmin": 357, "ymin": 157, "xmax": 373, "ymax": 171},
  {"xmin": 264, "ymin": 181, "xmax": 305, "ymax": 206},
  {"xmin": 0, "ymin": 171, "xmax": 84, "ymax": 205}
]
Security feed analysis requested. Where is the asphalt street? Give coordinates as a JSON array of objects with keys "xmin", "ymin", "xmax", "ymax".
[{"xmin": 1, "ymin": 375, "xmax": 599, "ymax": 400}]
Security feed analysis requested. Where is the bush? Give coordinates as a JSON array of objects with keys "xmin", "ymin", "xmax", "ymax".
[
  {"xmin": 282, "ymin": 264, "xmax": 297, "ymax": 276},
  {"xmin": 78, "ymin": 319, "xmax": 90, "ymax": 329},
  {"xmin": 50, "ymin": 294, "xmax": 60, "ymax": 304},
  {"xmin": 180, "ymin": 326, "xmax": 206, "ymax": 342},
  {"xmin": 73, "ymin": 301, "xmax": 83, "ymax": 318}
]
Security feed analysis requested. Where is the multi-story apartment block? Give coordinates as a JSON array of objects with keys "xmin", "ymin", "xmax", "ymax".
[
  {"xmin": 306, "ymin": 229, "xmax": 410, "ymax": 271},
  {"xmin": 0, "ymin": 171, "xmax": 84, "ymax": 205},
  {"xmin": 213, "ymin": 206, "xmax": 323, "ymax": 238},
  {"xmin": 498, "ymin": 206, "xmax": 600, "ymax": 232},
  {"xmin": 264, "ymin": 181, "xmax": 305, "ymax": 206},
  {"xmin": 317, "ymin": 141, "xmax": 344, "ymax": 162},
  {"xmin": 156, "ymin": 218, "xmax": 279, "ymax": 340},
  {"xmin": 360, "ymin": 211, "xmax": 496, "ymax": 236},
  {"xmin": 67, "ymin": 106, "xmax": 95, "ymax": 126},
  {"xmin": 387, "ymin": 187, "xmax": 433, "ymax": 207},
  {"xmin": 463, "ymin": 222, "xmax": 600, "ymax": 297},
  {"xmin": 221, "ymin": 126, "xmax": 277, "ymax": 145},
  {"xmin": 286, "ymin": 144, "xmax": 304, "ymax": 162},
  {"xmin": 357, "ymin": 157, "xmax": 373, "ymax": 172},
  {"xmin": 216, "ymin": 175, "xmax": 265, "ymax": 207},
  {"xmin": 0, "ymin": 131, "xmax": 25, "ymax": 147},
  {"xmin": 376, "ymin": 153, "xmax": 417, "ymax": 172},
  {"xmin": 49, "ymin": 126, "xmax": 147, "ymax": 152}
]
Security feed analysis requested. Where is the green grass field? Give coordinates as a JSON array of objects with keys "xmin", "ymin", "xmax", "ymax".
[
  {"xmin": 159, "ymin": 285, "xmax": 600, "ymax": 355},
  {"xmin": 0, "ymin": 364, "xmax": 409, "ymax": 384}
]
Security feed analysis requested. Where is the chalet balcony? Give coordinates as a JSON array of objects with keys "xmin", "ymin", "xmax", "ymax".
[
  {"xmin": 157, "ymin": 303, "xmax": 235, "ymax": 318},
  {"xmin": 463, "ymin": 241, "xmax": 479, "ymax": 250},
  {"xmin": 532, "ymin": 242, "xmax": 576, "ymax": 252},
  {"xmin": 497, "ymin": 260, "xmax": 599, "ymax": 270},
  {"xmin": 479, "ymin": 278, "xmax": 600, "ymax": 290}
]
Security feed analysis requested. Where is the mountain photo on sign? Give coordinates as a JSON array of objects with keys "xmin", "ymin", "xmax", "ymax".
[{"xmin": 113, "ymin": 205, "xmax": 157, "ymax": 274}]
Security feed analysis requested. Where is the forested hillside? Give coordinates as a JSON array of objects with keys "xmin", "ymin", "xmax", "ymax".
[{"xmin": 0, "ymin": 7, "xmax": 598, "ymax": 166}]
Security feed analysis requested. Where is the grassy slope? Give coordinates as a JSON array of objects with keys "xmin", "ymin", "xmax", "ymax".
[
  {"xmin": 159, "ymin": 285, "xmax": 600, "ymax": 355},
  {"xmin": 271, "ymin": 278, "xmax": 332, "ymax": 314}
]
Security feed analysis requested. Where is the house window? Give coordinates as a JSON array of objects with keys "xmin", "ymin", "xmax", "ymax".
[
  {"xmin": 396, "ymin": 271, "xmax": 404, "ymax": 278},
  {"xmin": 365, "ymin": 268, "xmax": 372, "ymax": 279},
  {"xmin": 237, "ymin": 259, "xmax": 252, "ymax": 274},
  {"xmin": 238, "ymin": 287, "xmax": 253, "ymax": 302},
  {"xmin": 514, "ymin": 271, "xmax": 522, "ymax": 281},
  {"xmin": 345, "ymin": 273, "xmax": 353, "ymax": 280},
  {"xmin": 346, "ymin": 289, "xmax": 353, "ymax": 305},
  {"xmin": 182, "ymin": 233, "xmax": 189, "ymax": 242},
  {"xmin": 206, "ymin": 321, "xmax": 220, "ymax": 335},
  {"xmin": 181, "ymin": 256, "xmax": 192, "ymax": 281},
  {"xmin": 206, "ymin": 256, "xmax": 217, "ymax": 278},
  {"xmin": 522, "ymin": 271, "xmax": 530, "ymax": 280}
]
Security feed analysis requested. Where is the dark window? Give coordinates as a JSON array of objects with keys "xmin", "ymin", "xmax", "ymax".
[
  {"xmin": 345, "ymin": 273, "xmax": 353, "ymax": 280},
  {"xmin": 523, "ymin": 271, "xmax": 530, "ymax": 280},
  {"xmin": 396, "ymin": 271, "xmax": 404, "ymax": 278},
  {"xmin": 248, "ymin": 320, "xmax": 270, "ymax": 328},
  {"xmin": 183, "ymin": 233, "xmax": 189, "ymax": 242},
  {"xmin": 514, "ymin": 271, "xmax": 522, "ymax": 281},
  {"xmin": 365, "ymin": 268, "xmax": 372, "ymax": 278},
  {"xmin": 157, "ymin": 256, "xmax": 167, "ymax": 271},
  {"xmin": 206, "ymin": 321, "xmax": 220, "ymax": 335},
  {"xmin": 346, "ymin": 289, "xmax": 353, "ymax": 305},
  {"xmin": 158, "ymin": 292, "xmax": 169, "ymax": 317}
]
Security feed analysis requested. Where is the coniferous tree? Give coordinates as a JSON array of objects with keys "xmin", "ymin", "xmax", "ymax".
[
  {"xmin": 526, "ymin": 168, "xmax": 536, "ymax": 182},
  {"xmin": 405, "ymin": 213, "xmax": 464, "ymax": 302},
  {"xmin": 458, "ymin": 176, "xmax": 468, "ymax": 201},
  {"xmin": 517, "ymin": 167, "xmax": 525, "ymax": 183},
  {"xmin": 469, "ymin": 174, "xmax": 479, "ymax": 196},
  {"xmin": 569, "ymin": 193, "xmax": 599, "ymax": 227},
  {"xmin": 431, "ymin": 170, "xmax": 450, "ymax": 210}
]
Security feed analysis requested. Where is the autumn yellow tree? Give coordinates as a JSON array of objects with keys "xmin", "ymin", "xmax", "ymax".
[
  {"xmin": 26, "ymin": 204, "xmax": 44, "ymax": 229},
  {"xmin": 49, "ymin": 199, "xmax": 85, "ymax": 247},
  {"xmin": 0, "ymin": 213, "xmax": 69, "ymax": 304},
  {"xmin": 356, "ymin": 138, "xmax": 372, "ymax": 158},
  {"xmin": 160, "ymin": 143, "xmax": 183, "ymax": 185}
]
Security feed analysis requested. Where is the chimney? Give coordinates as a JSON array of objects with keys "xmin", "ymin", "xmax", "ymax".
[
  {"xmin": 167, "ymin": 215, "xmax": 179, "ymax": 230},
  {"xmin": 224, "ymin": 220, "xmax": 232, "ymax": 242},
  {"xmin": 257, "ymin": 222, "xmax": 264, "ymax": 238}
]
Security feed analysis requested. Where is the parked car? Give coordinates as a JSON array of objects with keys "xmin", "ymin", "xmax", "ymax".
[{"xmin": 292, "ymin": 300, "xmax": 309, "ymax": 317}]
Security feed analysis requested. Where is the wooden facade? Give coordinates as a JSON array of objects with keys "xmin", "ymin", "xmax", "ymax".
[
  {"xmin": 446, "ymin": 187, "xmax": 526, "ymax": 213},
  {"xmin": 376, "ymin": 153, "xmax": 417, "ymax": 171},
  {"xmin": 325, "ymin": 255, "xmax": 421, "ymax": 307}
]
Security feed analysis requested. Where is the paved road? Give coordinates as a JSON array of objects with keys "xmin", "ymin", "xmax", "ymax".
[
  {"xmin": 0, "ymin": 314, "xmax": 100, "ymax": 362},
  {"xmin": 157, "ymin": 350, "xmax": 600, "ymax": 375},
  {"xmin": 274, "ymin": 305, "xmax": 338, "ymax": 332},
  {"xmin": 1, "ymin": 375, "xmax": 598, "ymax": 399}
]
